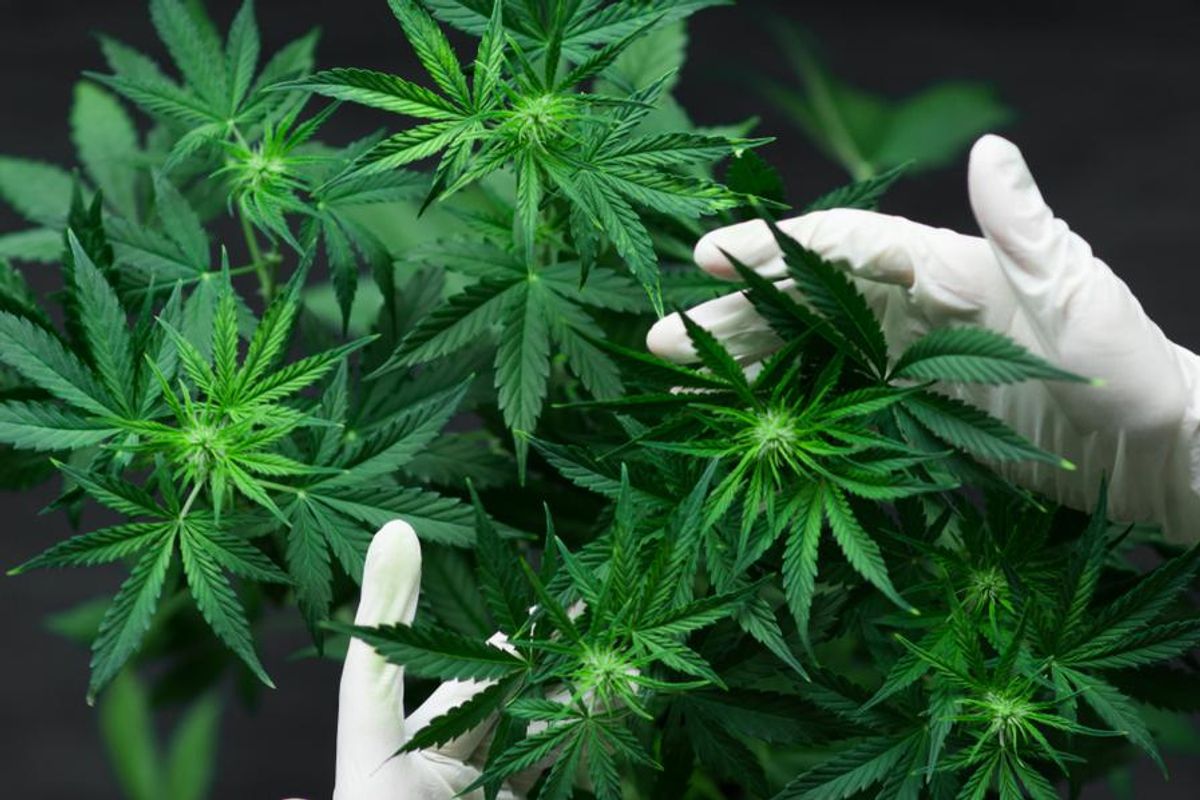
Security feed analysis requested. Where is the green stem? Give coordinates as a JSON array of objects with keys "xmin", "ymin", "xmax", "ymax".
[
  {"xmin": 239, "ymin": 210, "xmax": 275, "ymax": 302},
  {"xmin": 180, "ymin": 481, "xmax": 204, "ymax": 519},
  {"xmin": 798, "ymin": 51, "xmax": 874, "ymax": 180}
]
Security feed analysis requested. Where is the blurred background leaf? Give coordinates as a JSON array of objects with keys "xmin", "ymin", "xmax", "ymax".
[
  {"xmin": 759, "ymin": 21, "xmax": 1013, "ymax": 179},
  {"xmin": 99, "ymin": 670, "xmax": 220, "ymax": 800}
]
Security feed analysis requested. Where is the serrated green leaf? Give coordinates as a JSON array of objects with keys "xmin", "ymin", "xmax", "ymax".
[
  {"xmin": 69, "ymin": 230, "xmax": 136, "ymax": 414},
  {"xmin": 776, "ymin": 735, "xmax": 917, "ymax": 800},
  {"xmin": 772, "ymin": 221, "xmax": 887, "ymax": 374},
  {"xmin": 388, "ymin": 0, "xmax": 471, "ymax": 108},
  {"xmin": 805, "ymin": 163, "xmax": 909, "ymax": 212},
  {"xmin": 149, "ymin": 0, "xmax": 228, "ymax": 108},
  {"xmin": 0, "ymin": 157, "xmax": 73, "ymax": 226},
  {"xmin": 282, "ymin": 68, "xmax": 463, "ymax": 120},
  {"xmin": 902, "ymin": 391, "xmax": 1068, "ymax": 468},
  {"xmin": 152, "ymin": 173, "xmax": 208, "ymax": 270},
  {"xmin": 892, "ymin": 327, "xmax": 1087, "ymax": 385},
  {"xmin": 225, "ymin": 1, "xmax": 261, "ymax": 112},
  {"xmin": 312, "ymin": 485, "xmax": 477, "ymax": 548},
  {"xmin": 823, "ymin": 485, "xmax": 911, "ymax": 613},
  {"xmin": 0, "ymin": 311, "xmax": 116, "ymax": 416},
  {"xmin": 333, "ymin": 620, "xmax": 525, "ymax": 681},
  {"xmin": 494, "ymin": 281, "xmax": 550, "ymax": 461},
  {"xmin": 329, "ymin": 381, "xmax": 467, "ymax": 485},
  {"xmin": 88, "ymin": 538, "xmax": 175, "ymax": 702},
  {"xmin": 71, "ymin": 82, "xmax": 140, "ymax": 220},
  {"xmin": 286, "ymin": 498, "xmax": 335, "ymax": 640},
  {"xmin": 0, "ymin": 401, "xmax": 116, "ymax": 452},
  {"xmin": 1059, "ymin": 666, "xmax": 1164, "ymax": 775},
  {"xmin": 783, "ymin": 482, "xmax": 824, "ymax": 657},
  {"xmin": 400, "ymin": 677, "xmax": 512, "ymax": 754},
  {"xmin": 179, "ymin": 523, "xmax": 274, "ymax": 688}
]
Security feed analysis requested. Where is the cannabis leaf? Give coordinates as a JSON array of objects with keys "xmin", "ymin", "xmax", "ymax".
[
  {"xmin": 890, "ymin": 326, "xmax": 1090, "ymax": 386},
  {"xmin": 12, "ymin": 462, "xmax": 288, "ymax": 701},
  {"xmin": 114, "ymin": 264, "xmax": 372, "ymax": 522},
  {"xmin": 375, "ymin": 232, "xmax": 640, "ymax": 471},
  {"xmin": 283, "ymin": 0, "xmax": 761, "ymax": 311},
  {"xmin": 3, "ymin": 219, "xmax": 375, "ymax": 688},
  {"xmin": 0, "ymin": 230, "xmax": 170, "ymax": 453},
  {"xmin": 90, "ymin": 0, "xmax": 317, "ymax": 167},
  {"xmin": 280, "ymin": 363, "xmax": 476, "ymax": 642}
]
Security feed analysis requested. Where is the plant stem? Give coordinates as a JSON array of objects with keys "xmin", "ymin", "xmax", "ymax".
[
  {"xmin": 796, "ymin": 50, "xmax": 874, "ymax": 180},
  {"xmin": 239, "ymin": 210, "xmax": 275, "ymax": 302},
  {"xmin": 180, "ymin": 481, "xmax": 204, "ymax": 519}
]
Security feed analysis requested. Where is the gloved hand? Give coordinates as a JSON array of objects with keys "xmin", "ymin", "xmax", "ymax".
[
  {"xmin": 294, "ymin": 521, "xmax": 523, "ymax": 800},
  {"xmin": 648, "ymin": 134, "xmax": 1200, "ymax": 542}
]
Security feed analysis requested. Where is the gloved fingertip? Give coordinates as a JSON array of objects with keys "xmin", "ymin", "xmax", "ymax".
[
  {"xmin": 693, "ymin": 219, "xmax": 782, "ymax": 279},
  {"xmin": 365, "ymin": 520, "xmax": 420, "ymax": 574},
  {"xmin": 646, "ymin": 313, "xmax": 696, "ymax": 363},
  {"xmin": 356, "ymin": 520, "xmax": 422, "ymax": 627},
  {"xmin": 693, "ymin": 229, "xmax": 734, "ymax": 274},
  {"xmin": 968, "ymin": 135, "xmax": 1040, "ymax": 227},
  {"xmin": 967, "ymin": 134, "xmax": 1056, "ymax": 268},
  {"xmin": 969, "ymin": 133, "xmax": 1024, "ymax": 177}
]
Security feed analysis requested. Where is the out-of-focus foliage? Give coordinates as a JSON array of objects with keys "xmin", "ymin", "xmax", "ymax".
[{"xmin": 759, "ymin": 22, "xmax": 1013, "ymax": 179}]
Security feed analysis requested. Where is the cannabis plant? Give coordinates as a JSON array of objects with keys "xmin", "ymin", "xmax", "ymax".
[{"xmin": 1, "ymin": 1, "xmax": 1196, "ymax": 799}]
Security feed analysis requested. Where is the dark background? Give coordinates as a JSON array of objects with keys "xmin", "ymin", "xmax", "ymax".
[{"xmin": 2, "ymin": 0, "xmax": 1200, "ymax": 797}]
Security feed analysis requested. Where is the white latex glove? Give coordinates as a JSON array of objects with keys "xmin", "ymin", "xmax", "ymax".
[
  {"xmin": 290, "ymin": 520, "xmax": 522, "ymax": 800},
  {"xmin": 648, "ymin": 134, "xmax": 1200, "ymax": 542}
]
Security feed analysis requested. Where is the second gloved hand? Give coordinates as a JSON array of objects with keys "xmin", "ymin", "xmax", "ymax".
[
  {"xmin": 330, "ymin": 521, "xmax": 524, "ymax": 800},
  {"xmin": 648, "ymin": 135, "xmax": 1200, "ymax": 541}
]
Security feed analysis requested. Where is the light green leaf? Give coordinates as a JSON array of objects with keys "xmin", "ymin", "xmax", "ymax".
[
  {"xmin": 71, "ymin": 82, "xmax": 141, "ymax": 220},
  {"xmin": 871, "ymin": 84, "xmax": 1012, "ymax": 172},
  {"xmin": 0, "ymin": 228, "xmax": 63, "ymax": 263},
  {"xmin": 0, "ymin": 157, "xmax": 74, "ymax": 226},
  {"xmin": 98, "ymin": 670, "xmax": 161, "ymax": 800},
  {"xmin": 164, "ymin": 694, "xmax": 221, "ymax": 800}
]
